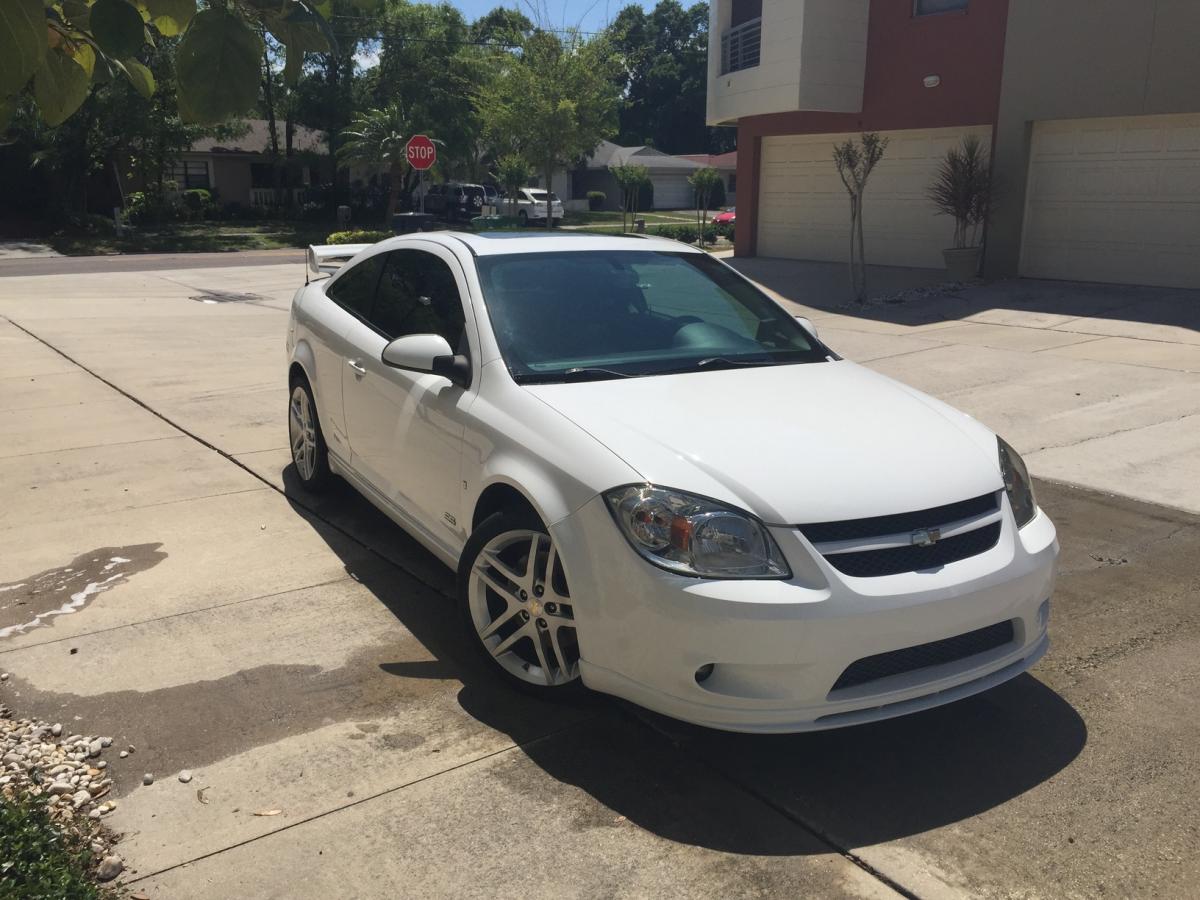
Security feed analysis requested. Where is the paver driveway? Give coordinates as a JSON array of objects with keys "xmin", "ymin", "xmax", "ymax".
[{"xmin": 0, "ymin": 253, "xmax": 1197, "ymax": 899}]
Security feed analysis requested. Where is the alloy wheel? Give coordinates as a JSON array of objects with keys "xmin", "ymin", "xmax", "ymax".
[
  {"xmin": 467, "ymin": 529, "xmax": 579, "ymax": 686},
  {"xmin": 289, "ymin": 384, "xmax": 317, "ymax": 481}
]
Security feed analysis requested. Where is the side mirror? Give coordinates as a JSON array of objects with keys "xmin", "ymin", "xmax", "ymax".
[
  {"xmin": 381, "ymin": 334, "xmax": 471, "ymax": 388},
  {"xmin": 795, "ymin": 315, "xmax": 818, "ymax": 339}
]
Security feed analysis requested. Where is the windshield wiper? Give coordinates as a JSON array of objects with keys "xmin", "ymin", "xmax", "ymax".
[
  {"xmin": 561, "ymin": 367, "xmax": 637, "ymax": 382},
  {"xmin": 694, "ymin": 356, "xmax": 778, "ymax": 370}
]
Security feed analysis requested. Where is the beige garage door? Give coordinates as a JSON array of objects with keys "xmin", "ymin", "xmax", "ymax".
[
  {"xmin": 653, "ymin": 174, "xmax": 694, "ymax": 210},
  {"xmin": 757, "ymin": 126, "xmax": 990, "ymax": 268},
  {"xmin": 1021, "ymin": 114, "xmax": 1200, "ymax": 288}
]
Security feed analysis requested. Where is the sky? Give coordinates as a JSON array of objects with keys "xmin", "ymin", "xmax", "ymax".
[{"xmin": 448, "ymin": 0, "xmax": 659, "ymax": 34}]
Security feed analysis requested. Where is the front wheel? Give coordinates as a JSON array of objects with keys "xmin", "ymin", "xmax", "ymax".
[{"xmin": 458, "ymin": 509, "xmax": 582, "ymax": 696}]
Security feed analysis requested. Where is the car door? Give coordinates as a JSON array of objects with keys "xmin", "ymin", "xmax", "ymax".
[
  {"xmin": 341, "ymin": 246, "xmax": 474, "ymax": 550},
  {"xmin": 306, "ymin": 253, "xmax": 386, "ymax": 458}
]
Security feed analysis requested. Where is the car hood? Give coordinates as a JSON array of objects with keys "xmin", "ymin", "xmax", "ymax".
[{"xmin": 523, "ymin": 360, "xmax": 1003, "ymax": 525}]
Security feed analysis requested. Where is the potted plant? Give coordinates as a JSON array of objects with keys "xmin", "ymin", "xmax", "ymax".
[{"xmin": 928, "ymin": 135, "xmax": 992, "ymax": 282}]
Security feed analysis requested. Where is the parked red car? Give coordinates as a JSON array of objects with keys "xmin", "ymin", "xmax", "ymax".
[{"xmin": 711, "ymin": 207, "xmax": 736, "ymax": 225}]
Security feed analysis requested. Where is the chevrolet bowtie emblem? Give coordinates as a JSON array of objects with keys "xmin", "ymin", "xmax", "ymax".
[{"xmin": 911, "ymin": 527, "xmax": 942, "ymax": 547}]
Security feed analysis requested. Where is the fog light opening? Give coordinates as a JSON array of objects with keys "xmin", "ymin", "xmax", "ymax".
[{"xmin": 694, "ymin": 663, "xmax": 716, "ymax": 684}]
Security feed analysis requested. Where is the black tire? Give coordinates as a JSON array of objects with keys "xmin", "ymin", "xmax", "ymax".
[
  {"xmin": 458, "ymin": 508, "xmax": 584, "ymax": 699},
  {"xmin": 288, "ymin": 375, "xmax": 332, "ymax": 492}
]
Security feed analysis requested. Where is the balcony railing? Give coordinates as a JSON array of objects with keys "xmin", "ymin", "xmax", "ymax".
[{"xmin": 720, "ymin": 17, "xmax": 762, "ymax": 75}]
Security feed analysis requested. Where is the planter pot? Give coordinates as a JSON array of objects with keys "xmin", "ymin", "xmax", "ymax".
[{"xmin": 943, "ymin": 246, "xmax": 983, "ymax": 282}]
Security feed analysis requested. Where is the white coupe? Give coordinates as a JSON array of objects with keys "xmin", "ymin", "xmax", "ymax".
[{"xmin": 288, "ymin": 232, "xmax": 1058, "ymax": 732}]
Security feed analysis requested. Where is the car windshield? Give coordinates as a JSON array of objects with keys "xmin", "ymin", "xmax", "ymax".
[
  {"xmin": 528, "ymin": 190, "xmax": 559, "ymax": 202},
  {"xmin": 475, "ymin": 250, "xmax": 827, "ymax": 383}
]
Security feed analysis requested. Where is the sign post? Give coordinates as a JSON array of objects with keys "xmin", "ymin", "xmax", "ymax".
[{"xmin": 406, "ymin": 135, "xmax": 436, "ymax": 214}]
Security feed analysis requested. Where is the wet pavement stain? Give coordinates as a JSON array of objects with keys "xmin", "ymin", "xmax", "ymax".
[{"xmin": 0, "ymin": 544, "xmax": 166, "ymax": 639}]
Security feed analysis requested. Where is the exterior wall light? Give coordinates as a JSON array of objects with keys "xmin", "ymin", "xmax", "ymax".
[{"xmin": 924, "ymin": 74, "xmax": 942, "ymax": 88}]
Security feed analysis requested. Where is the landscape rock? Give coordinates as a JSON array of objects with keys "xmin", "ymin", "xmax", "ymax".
[
  {"xmin": 96, "ymin": 856, "xmax": 124, "ymax": 881},
  {"xmin": 143, "ymin": 773, "xmax": 154, "ymax": 785}
]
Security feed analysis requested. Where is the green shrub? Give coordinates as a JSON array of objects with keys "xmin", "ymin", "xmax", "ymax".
[
  {"xmin": 325, "ymin": 229, "xmax": 391, "ymax": 245},
  {"xmin": 0, "ymin": 794, "xmax": 104, "ymax": 899},
  {"xmin": 586, "ymin": 191, "xmax": 606, "ymax": 211},
  {"xmin": 125, "ymin": 189, "xmax": 181, "ymax": 225},
  {"xmin": 180, "ymin": 188, "xmax": 214, "ymax": 219},
  {"xmin": 651, "ymin": 224, "xmax": 698, "ymax": 244}
]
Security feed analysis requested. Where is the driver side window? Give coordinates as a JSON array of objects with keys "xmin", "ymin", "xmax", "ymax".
[{"xmin": 370, "ymin": 250, "xmax": 466, "ymax": 349}]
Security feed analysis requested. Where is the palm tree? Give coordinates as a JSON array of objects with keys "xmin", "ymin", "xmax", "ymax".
[{"xmin": 338, "ymin": 105, "xmax": 412, "ymax": 222}]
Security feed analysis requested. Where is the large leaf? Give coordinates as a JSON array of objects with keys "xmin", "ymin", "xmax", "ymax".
[
  {"xmin": 282, "ymin": 45, "xmax": 304, "ymax": 85},
  {"xmin": 120, "ymin": 57, "xmax": 155, "ymax": 97},
  {"xmin": 90, "ymin": 0, "xmax": 146, "ymax": 60},
  {"xmin": 176, "ymin": 8, "xmax": 263, "ymax": 124},
  {"xmin": 143, "ymin": 0, "xmax": 195, "ymax": 38},
  {"xmin": 266, "ymin": 2, "xmax": 334, "ymax": 54},
  {"xmin": 33, "ymin": 49, "xmax": 91, "ymax": 126},
  {"xmin": 0, "ymin": 0, "xmax": 46, "ymax": 97},
  {"xmin": 61, "ymin": 0, "xmax": 92, "ymax": 26},
  {"xmin": 70, "ymin": 42, "xmax": 96, "ymax": 78}
]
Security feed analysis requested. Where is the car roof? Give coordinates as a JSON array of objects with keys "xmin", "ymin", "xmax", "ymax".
[{"xmin": 374, "ymin": 231, "xmax": 704, "ymax": 258}]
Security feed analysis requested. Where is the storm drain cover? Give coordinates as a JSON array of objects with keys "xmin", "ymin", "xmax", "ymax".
[{"xmin": 190, "ymin": 290, "xmax": 267, "ymax": 304}]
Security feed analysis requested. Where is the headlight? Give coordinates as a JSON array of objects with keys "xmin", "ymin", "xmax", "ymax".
[
  {"xmin": 997, "ymin": 437, "xmax": 1037, "ymax": 528},
  {"xmin": 604, "ymin": 485, "xmax": 790, "ymax": 579}
]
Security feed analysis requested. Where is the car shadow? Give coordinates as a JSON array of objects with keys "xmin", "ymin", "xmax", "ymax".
[{"xmin": 280, "ymin": 463, "xmax": 1086, "ymax": 855}]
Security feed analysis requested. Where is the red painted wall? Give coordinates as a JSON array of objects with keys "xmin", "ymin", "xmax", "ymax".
[{"xmin": 735, "ymin": 0, "xmax": 1009, "ymax": 256}]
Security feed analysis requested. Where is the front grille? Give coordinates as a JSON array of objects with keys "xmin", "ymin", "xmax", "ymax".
[
  {"xmin": 798, "ymin": 493, "xmax": 998, "ymax": 544},
  {"xmin": 831, "ymin": 620, "xmax": 1015, "ymax": 692},
  {"xmin": 824, "ymin": 522, "xmax": 1001, "ymax": 577}
]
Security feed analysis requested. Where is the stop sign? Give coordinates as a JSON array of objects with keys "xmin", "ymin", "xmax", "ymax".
[{"xmin": 406, "ymin": 135, "xmax": 436, "ymax": 171}]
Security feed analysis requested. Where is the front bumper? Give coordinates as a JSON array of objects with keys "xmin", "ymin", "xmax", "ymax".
[{"xmin": 550, "ymin": 495, "xmax": 1058, "ymax": 733}]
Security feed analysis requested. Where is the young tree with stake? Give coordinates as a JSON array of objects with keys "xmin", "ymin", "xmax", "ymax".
[{"xmin": 833, "ymin": 132, "xmax": 889, "ymax": 302}]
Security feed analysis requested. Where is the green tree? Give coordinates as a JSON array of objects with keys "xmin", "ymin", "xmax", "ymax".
[
  {"xmin": 688, "ymin": 165, "xmax": 722, "ymax": 246},
  {"xmin": 338, "ymin": 104, "xmax": 412, "ymax": 221},
  {"xmin": 604, "ymin": 1, "xmax": 729, "ymax": 154},
  {"xmin": 609, "ymin": 162, "xmax": 650, "ymax": 233},
  {"xmin": 495, "ymin": 153, "xmax": 530, "ymax": 215},
  {"xmin": 470, "ymin": 6, "xmax": 532, "ymax": 45},
  {"xmin": 0, "ymin": 0, "xmax": 383, "ymax": 135},
  {"xmin": 833, "ymin": 132, "xmax": 889, "ymax": 302},
  {"xmin": 480, "ymin": 29, "xmax": 619, "ymax": 230}
]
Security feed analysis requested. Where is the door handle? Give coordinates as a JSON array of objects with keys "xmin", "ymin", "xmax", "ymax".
[{"xmin": 347, "ymin": 360, "xmax": 367, "ymax": 377}]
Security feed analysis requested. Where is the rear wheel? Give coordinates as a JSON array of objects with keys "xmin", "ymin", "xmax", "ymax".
[
  {"xmin": 458, "ymin": 509, "xmax": 582, "ymax": 696},
  {"xmin": 288, "ymin": 378, "xmax": 331, "ymax": 491}
]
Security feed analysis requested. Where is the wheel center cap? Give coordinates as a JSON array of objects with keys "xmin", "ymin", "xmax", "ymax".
[{"xmin": 528, "ymin": 598, "xmax": 542, "ymax": 616}]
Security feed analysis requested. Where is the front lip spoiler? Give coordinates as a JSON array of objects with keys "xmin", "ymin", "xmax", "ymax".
[{"xmin": 579, "ymin": 632, "xmax": 1050, "ymax": 734}]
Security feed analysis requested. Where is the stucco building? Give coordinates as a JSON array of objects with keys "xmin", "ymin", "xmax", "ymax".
[{"xmin": 709, "ymin": 0, "xmax": 1200, "ymax": 288}]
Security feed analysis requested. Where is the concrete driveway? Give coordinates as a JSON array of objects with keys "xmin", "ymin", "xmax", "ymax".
[{"xmin": 0, "ymin": 253, "xmax": 1197, "ymax": 899}]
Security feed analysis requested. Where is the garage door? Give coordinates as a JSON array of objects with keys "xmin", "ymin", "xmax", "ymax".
[
  {"xmin": 1021, "ymin": 114, "xmax": 1200, "ymax": 288},
  {"xmin": 757, "ymin": 126, "xmax": 991, "ymax": 267},
  {"xmin": 652, "ymin": 174, "xmax": 694, "ymax": 210}
]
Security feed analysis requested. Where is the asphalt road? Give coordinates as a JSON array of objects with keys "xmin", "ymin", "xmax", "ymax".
[
  {"xmin": 0, "ymin": 248, "xmax": 301, "ymax": 278},
  {"xmin": 0, "ymin": 255, "xmax": 1197, "ymax": 898}
]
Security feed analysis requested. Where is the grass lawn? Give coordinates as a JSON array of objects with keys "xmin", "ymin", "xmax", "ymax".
[
  {"xmin": 0, "ymin": 794, "xmax": 112, "ymax": 899},
  {"xmin": 46, "ymin": 221, "xmax": 335, "ymax": 256}
]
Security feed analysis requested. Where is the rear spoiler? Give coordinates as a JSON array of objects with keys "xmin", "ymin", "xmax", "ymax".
[{"xmin": 306, "ymin": 244, "xmax": 371, "ymax": 280}]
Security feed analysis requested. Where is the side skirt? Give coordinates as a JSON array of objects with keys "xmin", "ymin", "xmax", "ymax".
[{"xmin": 327, "ymin": 449, "xmax": 462, "ymax": 570}]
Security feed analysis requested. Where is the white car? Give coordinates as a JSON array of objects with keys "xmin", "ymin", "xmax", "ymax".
[
  {"xmin": 505, "ymin": 188, "xmax": 564, "ymax": 224},
  {"xmin": 289, "ymin": 232, "xmax": 1057, "ymax": 732}
]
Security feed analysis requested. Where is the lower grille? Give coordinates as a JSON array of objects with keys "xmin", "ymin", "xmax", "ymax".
[
  {"xmin": 831, "ymin": 619, "xmax": 1015, "ymax": 692},
  {"xmin": 825, "ymin": 521, "xmax": 1001, "ymax": 577}
]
